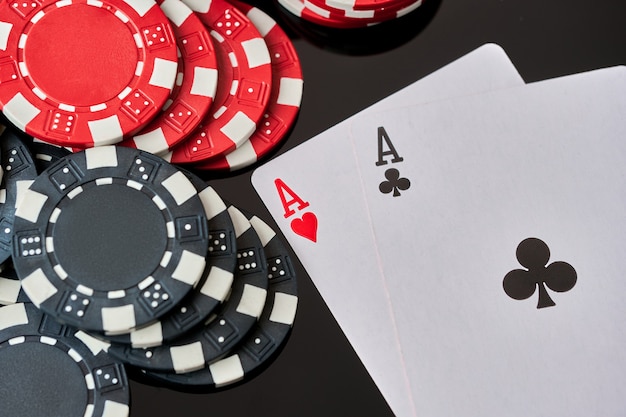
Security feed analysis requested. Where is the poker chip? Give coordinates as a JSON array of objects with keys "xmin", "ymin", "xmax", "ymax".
[
  {"xmin": 0, "ymin": 303, "xmax": 131, "ymax": 417},
  {"xmin": 306, "ymin": 0, "xmax": 415, "ymax": 13},
  {"xmin": 107, "ymin": 205, "xmax": 268, "ymax": 373},
  {"xmin": 277, "ymin": 0, "xmax": 375, "ymax": 29},
  {"xmin": 277, "ymin": 0, "xmax": 435, "ymax": 55},
  {"xmin": 0, "ymin": 264, "xmax": 29, "ymax": 305},
  {"xmin": 326, "ymin": 0, "xmax": 409, "ymax": 11},
  {"xmin": 98, "ymin": 171, "xmax": 237, "ymax": 347},
  {"xmin": 277, "ymin": 0, "xmax": 423, "ymax": 28},
  {"xmin": 0, "ymin": 0, "xmax": 179, "ymax": 148},
  {"xmin": 146, "ymin": 213, "xmax": 298, "ymax": 388},
  {"xmin": 195, "ymin": 1, "xmax": 304, "ymax": 172},
  {"xmin": 166, "ymin": 0, "xmax": 273, "ymax": 164},
  {"xmin": 0, "ymin": 128, "xmax": 38, "ymax": 266},
  {"xmin": 11, "ymin": 146, "xmax": 209, "ymax": 334},
  {"xmin": 120, "ymin": 0, "xmax": 219, "ymax": 156},
  {"xmin": 22, "ymin": 137, "xmax": 72, "ymax": 174},
  {"xmin": 305, "ymin": 0, "xmax": 419, "ymax": 22}
]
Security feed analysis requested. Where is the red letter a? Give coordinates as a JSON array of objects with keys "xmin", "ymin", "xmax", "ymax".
[{"xmin": 274, "ymin": 178, "xmax": 310, "ymax": 218}]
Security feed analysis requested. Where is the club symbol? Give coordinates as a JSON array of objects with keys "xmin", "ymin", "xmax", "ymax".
[
  {"xmin": 503, "ymin": 238, "xmax": 577, "ymax": 308},
  {"xmin": 379, "ymin": 168, "xmax": 410, "ymax": 197}
]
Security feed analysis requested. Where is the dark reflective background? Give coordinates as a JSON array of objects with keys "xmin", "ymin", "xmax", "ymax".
[{"xmin": 132, "ymin": 1, "xmax": 626, "ymax": 416}]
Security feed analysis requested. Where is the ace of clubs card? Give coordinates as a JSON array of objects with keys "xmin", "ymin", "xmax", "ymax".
[{"xmin": 348, "ymin": 66, "xmax": 626, "ymax": 416}]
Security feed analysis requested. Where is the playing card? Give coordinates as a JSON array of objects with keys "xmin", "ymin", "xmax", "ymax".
[
  {"xmin": 349, "ymin": 66, "xmax": 626, "ymax": 416},
  {"xmin": 252, "ymin": 44, "xmax": 524, "ymax": 417}
]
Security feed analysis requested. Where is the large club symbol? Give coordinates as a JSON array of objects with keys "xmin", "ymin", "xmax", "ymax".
[
  {"xmin": 379, "ymin": 168, "xmax": 410, "ymax": 197},
  {"xmin": 503, "ymin": 238, "xmax": 577, "ymax": 308}
]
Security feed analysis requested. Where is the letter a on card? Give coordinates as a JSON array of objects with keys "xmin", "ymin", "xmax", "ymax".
[{"xmin": 274, "ymin": 178, "xmax": 317, "ymax": 242}]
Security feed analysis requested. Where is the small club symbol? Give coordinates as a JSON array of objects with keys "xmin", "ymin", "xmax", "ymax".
[
  {"xmin": 379, "ymin": 168, "xmax": 410, "ymax": 197},
  {"xmin": 503, "ymin": 238, "xmax": 577, "ymax": 308}
]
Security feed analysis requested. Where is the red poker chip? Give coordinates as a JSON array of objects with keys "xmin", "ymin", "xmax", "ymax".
[
  {"xmin": 277, "ymin": 0, "xmax": 377, "ymax": 28},
  {"xmin": 195, "ymin": 1, "xmax": 303, "ymax": 172},
  {"xmin": 278, "ymin": 0, "xmax": 423, "ymax": 28},
  {"xmin": 165, "ymin": 0, "xmax": 273, "ymax": 164},
  {"xmin": 326, "ymin": 0, "xmax": 409, "ymax": 11},
  {"xmin": 307, "ymin": 0, "xmax": 422, "ymax": 25},
  {"xmin": 0, "ymin": 0, "xmax": 178, "ymax": 148},
  {"xmin": 119, "ymin": 0, "xmax": 219, "ymax": 155},
  {"xmin": 305, "ymin": 0, "xmax": 418, "ymax": 21}
]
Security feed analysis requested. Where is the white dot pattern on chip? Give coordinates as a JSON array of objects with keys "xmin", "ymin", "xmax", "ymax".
[
  {"xmin": 268, "ymin": 258, "xmax": 285, "ymax": 279},
  {"xmin": 96, "ymin": 368, "xmax": 119, "ymax": 385},
  {"xmin": 237, "ymin": 250, "xmax": 256, "ymax": 270},
  {"xmin": 208, "ymin": 231, "xmax": 228, "ymax": 253},
  {"xmin": 143, "ymin": 284, "xmax": 169, "ymax": 308}
]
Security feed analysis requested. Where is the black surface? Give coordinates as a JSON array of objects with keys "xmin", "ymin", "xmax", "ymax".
[{"xmin": 129, "ymin": 0, "xmax": 626, "ymax": 416}]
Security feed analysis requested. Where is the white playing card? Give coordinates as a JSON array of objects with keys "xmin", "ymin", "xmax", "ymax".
[
  {"xmin": 349, "ymin": 66, "xmax": 626, "ymax": 416},
  {"xmin": 252, "ymin": 44, "xmax": 524, "ymax": 417}
]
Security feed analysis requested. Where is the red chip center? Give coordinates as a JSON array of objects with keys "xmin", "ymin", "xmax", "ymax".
[{"xmin": 24, "ymin": 4, "xmax": 138, "ymax": 107}]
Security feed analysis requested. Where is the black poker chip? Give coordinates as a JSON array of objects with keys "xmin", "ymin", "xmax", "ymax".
[
  {"xmin": 0, "ymin": 262, "xmax": 29, "ymax": 306},
  {"xmin": 146, "ymin": 213, "xmax": 298, "ymax": 388},
  {"xmin": 107, "ymin": 205, "xmax": 269, "ymax": 374},
  {"xmin": 0, "ymin": 128, "xmax": 38, "ymax": 266},
  {"xmin": 11, "ymin": 146, "xmax": 210, "ymax": 334},
  {"xmin": 23, "ymin": 137, "xmax": 73, "ymax": 174},
  {"xmin": 0, "ymin": 303, "xmax": 131, "ymax": 417},
  {"xmin": 97, "ymin": 171, "xmax": 238, "ymax": 348}
]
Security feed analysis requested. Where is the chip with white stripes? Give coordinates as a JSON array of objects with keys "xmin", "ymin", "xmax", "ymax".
[
  {"xmin": 99, "ymin": 170, "xmax": 237, "ymax": 347},
  {"xmin": 0, "ymin": 127, "xmax": 38, "ymax": 265},
  {"xmin": 11, "ymin": 146, "xmax": 209, "ymax": 334},
  {"xmin": 0, "ymin": 0, "xmax": 178, "ymax": 148},
  {"xmin": 146, "ymin": 212, "xmax": 298, "ymax": 388},
  {"xmin": 107, "ymin": 205, "xmax": 268, "ymax": 373},
  {"xmin": 22, "ymin": 135, "xmax": 72, "ymax": 174},
  {"xmin": 0, "ymin": 303, "xmax": 131, "ymax": 417},
  {"xmin": 120, "ymin": 0, "xmax": 219, "ymax": 155},
  {"xmin": 195, "ymin": 1, "xmax": 304, "ymax": 172},
  {"xmin": 0, "ymin": 263, "xmax": 30, "ymax": 306},
  {"xmin": 165, "ymin": 0, "xmax": 272, "ymax": 164}
]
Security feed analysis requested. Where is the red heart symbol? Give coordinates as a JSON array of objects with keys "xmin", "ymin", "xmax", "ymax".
[{"xmin": 290, "ymin": 212, "xmax": 318, "ymax": 243}]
